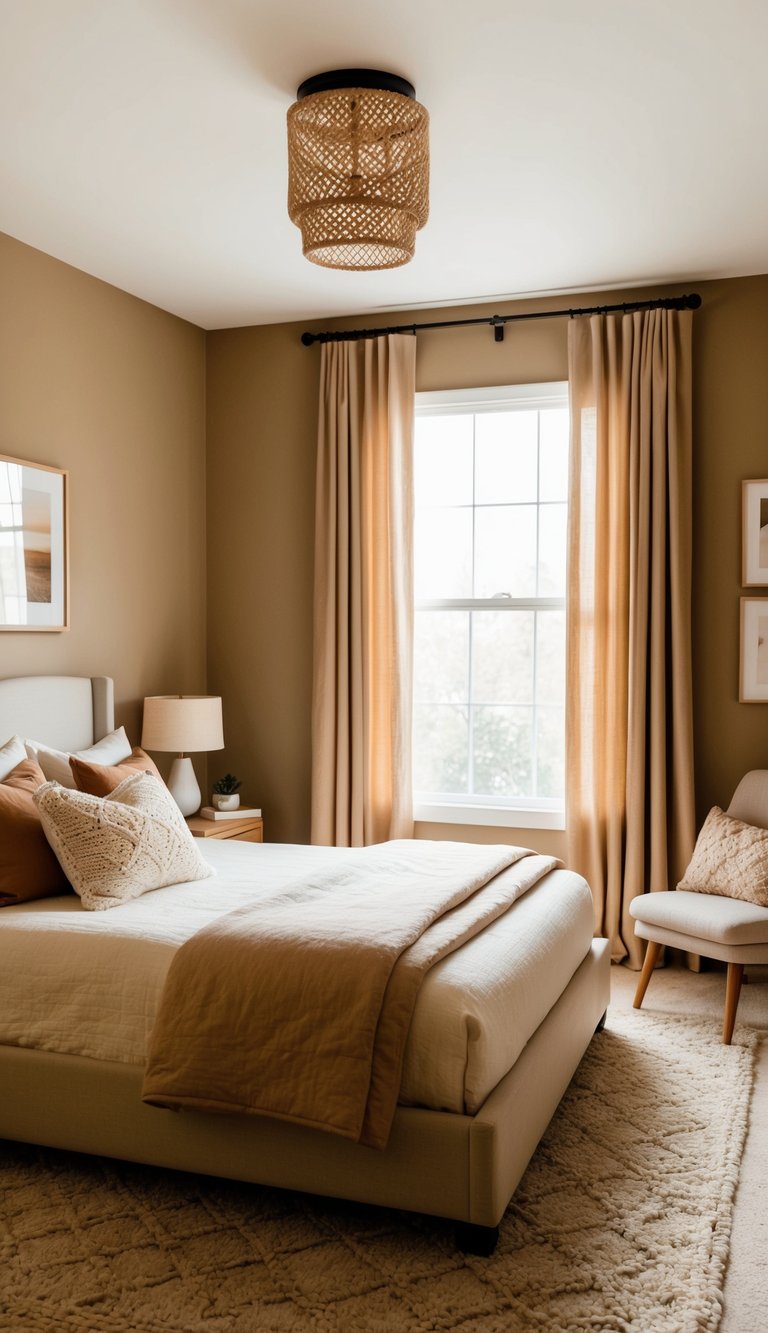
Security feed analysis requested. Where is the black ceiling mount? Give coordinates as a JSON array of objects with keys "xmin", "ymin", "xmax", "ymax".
[{"xmin": 296, "ymin": 69, "xmax": 416, "ymax": 101}]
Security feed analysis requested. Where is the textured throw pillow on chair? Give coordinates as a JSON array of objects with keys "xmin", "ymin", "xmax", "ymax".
[{"xmin": 677, "ymin": 805, "xmax": 768, "ymax": 907}]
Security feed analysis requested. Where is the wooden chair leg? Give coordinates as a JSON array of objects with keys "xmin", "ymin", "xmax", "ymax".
[
  {"xmin": 723, "ymin": 963, "xmax": 744, "ymax": 1045},
  {"xmin": 633, "ymin": 940, "xmax": 662, "ymax": 1010}
]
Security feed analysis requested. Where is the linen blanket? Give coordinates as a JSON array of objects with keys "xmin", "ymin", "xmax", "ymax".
[{"xmin": 142, "ymin": 840, "xmax": 559, "ymax": 1148}]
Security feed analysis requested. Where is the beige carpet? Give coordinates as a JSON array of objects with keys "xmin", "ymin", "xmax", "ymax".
[{"xmin": 0, "ymin": 1008, "xmax": 757, "ymax": 1333}]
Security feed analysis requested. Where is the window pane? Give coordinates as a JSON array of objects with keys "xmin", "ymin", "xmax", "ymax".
[
  {"xmin": 413, "ymin": 703, "xmax": 468, "ymax": 795},
  {"xmin": 414, "ymin": 507, "xmax": 472, "ymax": 599},
  {"xmin": 414, "ymin": 610, "xmax": 469, "ymax": 703},
  {"xmin": 471, "ymin": 610, "xmax": 534, "ymax": 705},
  {"xmin": 535, "ymin": 706, "xmax": 565, "ymax": 798},
  {"xmin": 471, "ymin": 705, "xmax": 533, "ymax": 798},
  {"xmin": 415, "ymin": 414, "xmax": 473, "ymax": 507},
  {"xmin": 539, "ymin": 408, "xmax": 569, "ymax": 502},
  {"xmin": 474, "ymin": 504, "xmax": 537, "ymax": 597},
  {"xmin": 474, "ymin": 411, "xmax": 538, "ymax": 505},
  {"xmin": 413, "ymin": 385, "xmax": 568, "ymax": 813},
  {"xmin": 537, "ymin": 503, "xmax": 567, "ymax": 596},
  {"xmin": 535, "ymin": 610, "xmax": 565, "ymax": 705}
]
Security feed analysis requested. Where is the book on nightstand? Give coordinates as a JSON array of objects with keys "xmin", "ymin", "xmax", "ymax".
[{"xmin": 199, "ymin": 806, "xmax": 262, "ymax": 821}]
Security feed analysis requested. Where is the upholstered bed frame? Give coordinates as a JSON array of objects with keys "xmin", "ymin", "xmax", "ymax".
[{"xmin": 0, "ymin": 674, "xmax": 610, "ymax": 1252}]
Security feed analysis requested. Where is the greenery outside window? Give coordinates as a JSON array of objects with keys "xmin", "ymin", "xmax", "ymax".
[{"xmin": 413, "ymin": 382, "xmax": 569, "ymax": 828}]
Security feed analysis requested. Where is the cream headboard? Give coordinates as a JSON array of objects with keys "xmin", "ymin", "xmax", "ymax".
[{"xmin": 0, "ymin": 675, "xmax": 114, "ymax": 750}]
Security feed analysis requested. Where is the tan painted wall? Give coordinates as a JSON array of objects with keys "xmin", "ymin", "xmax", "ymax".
[
  {"xmin": 0, "ymin": 232, "xmax": 207, "ymax": 757},
  {"xmin": 3, "ymin": 232, "xmax": 762, "ymax": 852},
  {"xmin": 207, "ymin": 274, "xmax": 768, "ymax": 849}
]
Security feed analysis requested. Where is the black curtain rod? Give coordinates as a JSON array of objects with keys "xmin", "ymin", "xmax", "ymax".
[{"xmin": 300, "ymin": 292, "xmax": 702, "ymax": 346}]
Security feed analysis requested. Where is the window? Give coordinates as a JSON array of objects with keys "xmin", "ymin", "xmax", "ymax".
[{"xmin": 412, "ymin": 382, "xmax": 569, "ymax": 828}]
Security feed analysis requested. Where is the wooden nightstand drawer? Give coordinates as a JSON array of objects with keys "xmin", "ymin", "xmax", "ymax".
[{"xmin": 186, "ymin": 815, "xmax": 263, "ymax": 843}]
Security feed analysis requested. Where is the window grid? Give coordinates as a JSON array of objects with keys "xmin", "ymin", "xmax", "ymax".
[
  {"xmin": 413, "ymin": 384, "xmax": 568, "ymax": 816},
  {"xmin": 467, "ymin": 412, "xmax": 477, "ymax": 798}
]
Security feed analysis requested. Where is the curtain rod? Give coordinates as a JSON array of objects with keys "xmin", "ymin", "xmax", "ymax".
[{"xmin": 300, "ymin": 292, "xmax": 702, "ymax": 346}]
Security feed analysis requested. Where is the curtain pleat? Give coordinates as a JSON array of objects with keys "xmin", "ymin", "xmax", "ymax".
[
  {"xmin": 567, "ymin": 310, "xmax": 696, "ymax": 965},
  {"xmin": 311, "ymin": 335, "xmax": 415, "ymax": 847}
]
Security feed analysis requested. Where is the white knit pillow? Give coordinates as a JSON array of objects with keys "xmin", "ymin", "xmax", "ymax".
[
  {"xmin": 677, "ymin": 805, "xmax": 768, "ymax": 906},
  {"xmin": 34, "ymin": 772, "xmax": 214, "ymax": 911}
]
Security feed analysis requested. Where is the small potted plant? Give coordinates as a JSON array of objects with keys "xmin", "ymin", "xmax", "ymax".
[{"xmin": 211, "ymin": 773, "xmax": 241, "ymax": 812}]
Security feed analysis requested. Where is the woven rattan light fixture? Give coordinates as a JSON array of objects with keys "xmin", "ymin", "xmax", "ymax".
[{"xmin": 287, "ymin": 69, "xmax": 429, "ymax": 271}]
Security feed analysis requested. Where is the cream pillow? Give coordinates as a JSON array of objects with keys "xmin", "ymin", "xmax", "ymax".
[
  {"xmin": 677, "ymin": 805, "xmax": 768, "ymax": 907},
  {"xmin": 0, "ymin": 735, "xmax": 27, "ymax": 781},
  {"xmin": 34, "ymin": 771, "xmax": 214, "ymax": 911},
  {"xmin": 25, "ymin": 726, "xmax": 132, "ymax": 788}
]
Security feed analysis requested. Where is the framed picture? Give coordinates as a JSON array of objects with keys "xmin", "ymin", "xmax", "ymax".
[
  {"xmin": 0, "ymin": 454, "xmax": 69, "ymax": 632},
  {"xmin": 742, "ymin": 479, "xmax": 768, "ymax": 585},
  {"xmin": 740, "ymin": 597, "xmax": 768, "ymax": 701}
]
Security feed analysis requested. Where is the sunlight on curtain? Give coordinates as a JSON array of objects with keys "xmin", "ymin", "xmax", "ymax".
[
  {"xmin": 311, "ymin": 334, "xmax": 416, "ymax": 847},
  {"xmin": 567, "ymin": 310, "xmax": 696, "ymax": 966}
]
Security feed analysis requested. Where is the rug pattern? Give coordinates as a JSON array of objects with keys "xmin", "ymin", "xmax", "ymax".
[{"xmin": 0, "ymin": 1011, "xmax": 757, "ymax": 1333}]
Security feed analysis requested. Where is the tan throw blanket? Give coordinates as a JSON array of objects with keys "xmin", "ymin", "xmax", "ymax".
[{"xmin": 142, "ymin": 840, "xmax": 559, "ymax": 1149}]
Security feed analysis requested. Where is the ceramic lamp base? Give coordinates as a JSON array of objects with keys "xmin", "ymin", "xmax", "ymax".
[{"xmin": 167, "ymin": 755, "xmax": 201, "ymax": 816}]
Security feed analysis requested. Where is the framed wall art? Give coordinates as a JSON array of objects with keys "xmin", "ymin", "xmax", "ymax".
[
  {"xmin": 0, "ymin": 454, "xmax": 69, "ymax": 632},
  {"xmin": 740, "ymin": 597, "xmax": 768, "ymax": 702},
  {"xmin": 742, "ymin": 478, "xmax": 768, "ymax": 586}
]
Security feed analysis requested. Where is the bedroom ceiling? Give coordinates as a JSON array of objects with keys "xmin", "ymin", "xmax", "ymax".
[{"xmin": 1, "ymin": 0, "xmax": 766, "ymax": 330}]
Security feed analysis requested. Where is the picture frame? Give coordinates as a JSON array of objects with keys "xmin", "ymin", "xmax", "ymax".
[
  {"xmin": 741, "ymin": 479, "xmax": 768, "ymax": 586},
  {"xmin": 0, "ymin": 453, "xmax": 69, "ymax": 632},
  {"xmin": 739, "ymin": 597, "xmax": 768, "ymax": 702}
]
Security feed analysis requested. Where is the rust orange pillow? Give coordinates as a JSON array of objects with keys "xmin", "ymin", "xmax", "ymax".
[
  {"xmin": 0, "ymin": 759, "xmax": 72, "ymax": 906},
  {"xmin": 69, "ymin": 747, "xmax": 163, "ymax": 797}
]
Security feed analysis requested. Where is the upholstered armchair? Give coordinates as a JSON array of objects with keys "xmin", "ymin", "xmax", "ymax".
[{"xmin": 630, "ymin": 770, "xmax": 768, "ymax": 1043}]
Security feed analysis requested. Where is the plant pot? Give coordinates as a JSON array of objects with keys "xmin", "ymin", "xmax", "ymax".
[{"xmin": 212, "ymin": 793, "xmax": 240, "ymax": 812}]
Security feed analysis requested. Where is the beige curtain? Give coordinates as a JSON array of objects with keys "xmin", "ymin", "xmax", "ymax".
[
  {"xmin": 311, "ymin": 334, "xmax": 415, "ymax": 847},
  {"xmin": 567, "ymin": 309, "xmax": 696, "ymax": 966}
]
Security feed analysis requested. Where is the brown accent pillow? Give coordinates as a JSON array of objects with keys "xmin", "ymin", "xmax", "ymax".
[
  {"xmin": 677, "ymin": 805, "xmax": 768, "ymax": 907},
  {"xmin": 69, "ymin": 747, "xmax": 163, "ymax": 797},
  {"xmin": 0, "ymin": 759, "xmax": 72, "ymax": 906}
]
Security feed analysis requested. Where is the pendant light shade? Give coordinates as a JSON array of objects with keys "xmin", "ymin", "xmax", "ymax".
[{"xmin": 287, "ymin": 69, "xmax": 429, "ymax": 271}]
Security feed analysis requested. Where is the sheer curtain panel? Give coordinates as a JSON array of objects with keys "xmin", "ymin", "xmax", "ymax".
[
  {"xmin": 567, "ymin": 310, "xmax": 696, "ymax": 966},
  {"xmin": 311, "ymin": 335, "xmax": 415, "ymax": 847}
]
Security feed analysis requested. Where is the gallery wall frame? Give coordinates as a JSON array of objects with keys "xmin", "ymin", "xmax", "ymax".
[
  {"xmin": 739, "ymin": 597, "xmax": 768, "ymax": 702},
  {"xmin": 742, "ymin": 478, "xmax": 768, "ymax": 586},
  {"xmin": 0, "ymin": 453, "xmax": 69, "ymax": 632}
]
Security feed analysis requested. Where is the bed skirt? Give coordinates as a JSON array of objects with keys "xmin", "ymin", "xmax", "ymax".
[{"xmin": 1, "ymin": 938, "xmax": 610, "ymax": 1231}]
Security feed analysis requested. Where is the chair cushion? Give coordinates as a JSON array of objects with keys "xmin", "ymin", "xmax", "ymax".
[
  {"xmin": 630, "ymin": 890, "xmax": 768, "ymax": 947},
  {"xmin": 677, "ymin": 805, "xmax": 768, "ymax": 906}
]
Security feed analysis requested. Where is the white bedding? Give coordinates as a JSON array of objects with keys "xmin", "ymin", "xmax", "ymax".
[{"xmin": 0, "ymin": 839, "xmax": 594, "ymax": 1115}]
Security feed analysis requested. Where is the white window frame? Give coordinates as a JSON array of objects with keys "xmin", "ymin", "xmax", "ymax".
[{"xmin": 412, "ymin": 381, "xmax": 569, "ymax": 830}]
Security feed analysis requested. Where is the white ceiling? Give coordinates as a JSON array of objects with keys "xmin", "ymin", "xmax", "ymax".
[{"xmin": 1, "ymin": 0, "xmax": 766, "ymax": 330}]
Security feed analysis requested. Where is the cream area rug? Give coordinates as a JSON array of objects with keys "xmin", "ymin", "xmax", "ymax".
[{"xmin": 0, "ymin": 1011, "xmax": 757, "ymax": 1333}]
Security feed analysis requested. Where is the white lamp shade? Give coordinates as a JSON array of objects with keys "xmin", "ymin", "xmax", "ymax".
[{"xmin": 141, "ymin": 695, "xmax": 224, "ymax": 754}]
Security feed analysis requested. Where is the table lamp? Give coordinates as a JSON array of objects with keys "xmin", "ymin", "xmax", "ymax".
[{"xmin": 141, "ymin": 695, "xmax": 224, "ymax": 816}]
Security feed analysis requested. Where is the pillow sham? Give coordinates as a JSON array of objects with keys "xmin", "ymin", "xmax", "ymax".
[
  {"xmin": 25, "ymin": 726, "xmax": 132, "ymax": 788},
  {"xmin": 0, "ymin": 734, "xmax": 27, "ymax": 782},
  {"xmin": 677, "ymin": 805, "xmax": 768, "ymax": 907},
  {"xmin": 69, "ymin": 746, "xmax": 163, "ymax": 797},
  {"xmin": 34, "ymin": 771, "xmax": 213, "ymax": 911},
  {"xmin": 0, "ymin": 759, "xmax": 72, "ymax": 906}
]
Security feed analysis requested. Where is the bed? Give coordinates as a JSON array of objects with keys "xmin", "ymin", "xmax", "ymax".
[{"xmin": 0, "ymin": 673, "xmax": 610, "ymax": 1253}]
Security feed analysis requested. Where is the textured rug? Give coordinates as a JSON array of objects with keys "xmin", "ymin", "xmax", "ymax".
[{"xmin": 0, "ymin": 1010, "xmax": 757, "ymax": 1333}]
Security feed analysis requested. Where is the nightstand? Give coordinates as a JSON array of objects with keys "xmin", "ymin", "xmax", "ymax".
[{"xmin": 186, "ymin": 814, "xmax": 264, "ymax": 844}]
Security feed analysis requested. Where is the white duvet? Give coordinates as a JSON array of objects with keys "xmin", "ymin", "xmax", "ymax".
[{"xmin": 0, "ymin": 839, "xmax": 594, "ymax": 1114}]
